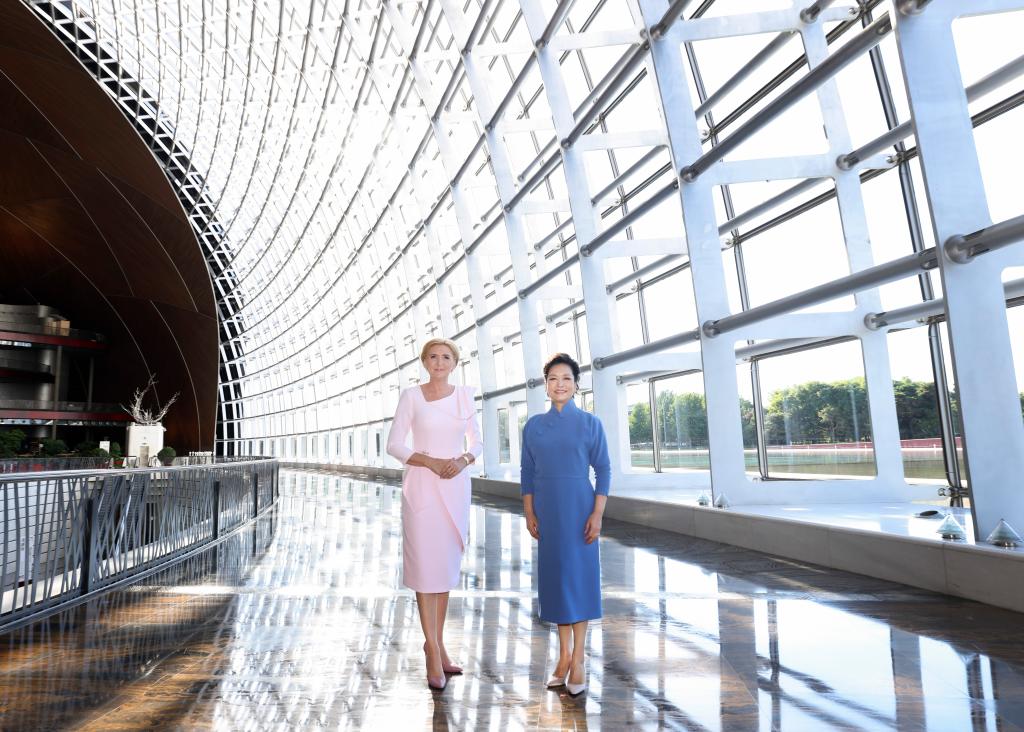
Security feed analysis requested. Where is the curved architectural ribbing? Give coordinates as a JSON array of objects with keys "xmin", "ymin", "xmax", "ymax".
[
  {"xmin": 25, "ymin": 0, "xmax": 250, "ymax": 449},
  {"xmin": 25, "ymin": 0, "xmax": 1024, "ymax": 538}
]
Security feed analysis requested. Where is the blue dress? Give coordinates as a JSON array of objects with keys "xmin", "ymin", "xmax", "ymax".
[{"xmin": 520, "ymin": 398, "xmax": 611, "ymax": 624}]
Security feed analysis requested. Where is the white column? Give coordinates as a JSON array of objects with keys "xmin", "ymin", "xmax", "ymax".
[
  {"xmin": 895, "ymin": 0, "xmax": 1024, "ymax": 538},
  {"xmin": 516, "ymin": 0, "xmax": 634, "ymax": 484},
  {"xmin": 637, "ymin": 0, "xmax": 748, "ymax": 498}
]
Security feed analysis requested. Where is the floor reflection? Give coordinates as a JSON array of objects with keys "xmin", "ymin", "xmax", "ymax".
[{"xmin": 0, "ymin": 469, "xmax": 1022, "ymax": 730}]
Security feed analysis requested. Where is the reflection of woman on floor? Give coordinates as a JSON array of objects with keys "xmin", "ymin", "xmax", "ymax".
[
  {"xmin": 386, "ymin": 338, "xmax": 482, "ymax": 691},
  {"xmin": 521, "ymin": 353, "xmax": 610, "ymax": 696}
]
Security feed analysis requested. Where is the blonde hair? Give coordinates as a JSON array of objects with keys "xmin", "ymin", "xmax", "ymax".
[{"xmin": 420, "ymin": 338, "xmax": 460, "ymax": 364}]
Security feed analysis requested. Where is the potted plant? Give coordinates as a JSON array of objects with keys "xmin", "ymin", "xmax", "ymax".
[
  {"xmin": 157, "ymin": 446, "xmax": 176, "ymax": 466},
  {"xmin": 122, "ymin": 375, "xmax": 178, "ymax": 467},
  {"xmin": 40, "ymin": 438, "xmax": 68, "ymax": 457}
]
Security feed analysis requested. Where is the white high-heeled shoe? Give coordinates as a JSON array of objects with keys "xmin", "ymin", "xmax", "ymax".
[
  {"xmin": 546, "ymin": 673, "xmax": 567, "ymax": 688},
  {"xmin": 566, "ymin": 661, "xmax": 586, "ymax": 696},
  {"xmin": 546, "ymin": 662, "xmax": 569, "ymax": 688}
]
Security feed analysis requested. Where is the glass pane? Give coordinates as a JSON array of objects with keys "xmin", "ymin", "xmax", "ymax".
[
  {"xmin": 626, "ymin": 383, "xmax": 653, "ymax": 471},
  {"xmin": 757, "ymin": 341, "xmax": 876, "ymax": 479},
  {"xmin": 886, "ymin": 327, "xmax": 955, "ymax": 483},
  {"xmin": 497, "ymin": 407, "xmax": 511, "ymax": 464},
  {"xmin": 654, "ymin": 373, "xmax": 710, "ymax": 472}
]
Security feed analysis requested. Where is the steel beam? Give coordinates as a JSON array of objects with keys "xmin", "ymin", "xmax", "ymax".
[
  {"xmin": 680, "ymin": 14, "xmax": 892, "ymax": 182},
  {"xmin": 945, "ymin": 212, "xmax": 1024, "ymax": 264},
  {"xmin": 581, "ymin": 180, "xmax": 679, "ymax": 256},
  {"xmin": 593, "ymin": 327, "xmax": 701, "ymax": 370},
  {"xmin": 703, "ymin": 248, "xmax": 938, "ymax": 338},
  {"xmin": 839, "ymin": 53, "xmax": 1024, "ymax": 169}
]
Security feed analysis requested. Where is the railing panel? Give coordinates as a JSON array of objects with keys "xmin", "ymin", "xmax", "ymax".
[{"xmin": 0, "ymin": 459, "xmax": 278, "ymax": 630}]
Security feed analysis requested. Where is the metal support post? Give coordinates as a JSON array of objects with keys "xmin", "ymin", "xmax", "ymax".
[
  {"xmin": 86, "ymin": 356, "xmax": 94, "ymax": 409},
  {"xmin": 545, "ymin": 299, "xmax": 585, "ymax": 323},
  {"xmin": 839, "ymin": 53, "xmax": 1024, "ymax": 170},
  {"xmin": 799, "ymin": 0, "xmax": 840, "ymax": 24},
  {"xmin": 895, "ymin": 1, "xmax": 1024, "ymax": 539},
  {"xmin": 719, "ymin": 178, "xmax": 825, "ymax": 235},
  {"xmin": 591, "ymin": 145, "xmax": 667, "ymax": 204},
  {"xmin": 534, "ymin": 218, "xmax": 574, "ymax": 250},
  {"xmin": 79, "ymin": 491, "xmax": 99, "ymax": 595},
  {"xmin": 519, "ymin": 0, "xmax": 631, "ymax": 479},
  {"xmin": 519, "ymin": 254, "xmax": 580, "ymax": 299},
  {"xmin": 638, "ymin": 0, "xmax": 748, "ymax": 497},
  {"xmin": 650, "ymin": 0, "xmax": 697, "ymax": 39},
  {"xmin": 704, "ymin": 248, "xmax": 937, "ymax": 337},
  {"xmin": 537, "ymin": 0, "xmax": 577, "ymax": 48},
  {"xmin": 562, "ymin": 43, "xmax": 650, "ymax": 148},
  {"xmin": 594, "ymin": 327, "xmax": 701, "ymax": 370},
  {"xmin": 606, "ymin": 254, "xmax": 684, "ymax": 294},
  {"xmin": 680, "ymin": 14, "xmax": 893, "ymax": 182},
  {"xmin": 695, "ymin": 32, "xmax": 796, "ymax": 118},
  {"xmin": 945, "ymin": 213, "xmax": 1024, "ymax": 264},
  {"xmin": 866, "ymin": 276, "xmax": 1024, "ymax": 329},
  {"xmin": 582, "ymin": 181, "xmax": 679, "ymax": 256},
  {"xmin": 212, "ymin": 479, "xmax": 221, "ymax": 540}
]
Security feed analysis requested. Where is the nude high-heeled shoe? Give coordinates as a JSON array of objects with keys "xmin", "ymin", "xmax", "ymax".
[
  {"xmin": 546, "ymin": 657, "xmax": 570, "ymax": 687},
  {"xmin": 423, "ymin": 646, "xmax": 447, "ymax": 691},
  {"xmin": 566, "ymin": 660, "xmax": 586, "ymax": 696}
]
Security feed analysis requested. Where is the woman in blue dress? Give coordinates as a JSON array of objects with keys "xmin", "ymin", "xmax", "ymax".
[{"xmin": 520, "ymin": 353, "xmax": 610, "ymax": 696}]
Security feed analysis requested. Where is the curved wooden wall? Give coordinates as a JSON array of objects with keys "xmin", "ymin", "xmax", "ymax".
[{"xmin": 0, "ymin": 4, "xmax": 218, "ymax": 451}]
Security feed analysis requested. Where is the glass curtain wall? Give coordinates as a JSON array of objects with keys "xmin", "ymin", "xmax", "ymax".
[{"xmin": 26, "ymin": 0, "xmax": 1024, "ymax": 534}]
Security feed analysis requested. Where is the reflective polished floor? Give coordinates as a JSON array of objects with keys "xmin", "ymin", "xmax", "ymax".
[{"xmin": 1, "ymin": 470, "xmax": 1023, "ymax": 731}]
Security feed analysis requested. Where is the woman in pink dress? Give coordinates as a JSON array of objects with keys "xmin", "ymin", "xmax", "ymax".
[{"xmin": 386, "ymin": 338, "xmax": 483, "ymax": 690}]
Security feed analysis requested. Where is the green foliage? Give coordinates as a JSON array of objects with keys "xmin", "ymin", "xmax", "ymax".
[
  {"xmin": 109, "ymin": 441, "xmax": 123, "ymax": 457},
  {"xmin": 764, "ymin": 378, "xmax": 871, "ymax": 445},
  {"xmin": 40, "ymin": 438, "xmax": 68, "ymax": 456},
  {"xmin": 628, "ymin": 379, "xmax": 1024, "ymax": 449},
  {"xmin": 74, "ymin": 441, "xmax": 110, "ymax": 458},
  {"xmin": 629, "ymin": 393, "xmax": 756, "ymax": 448},
  {"xmin": 0, "ymin": 429, "xmax": 26, "ymax": 458},
  {"xmin": 157, "ymin": 446, "xmax": 176, "ymax": 463},
  {"xmin": 74, "ymin": 440, "xmax": 109, "ymax": 457},
  {"xmin": 628, "ymin": 402, "xmax": 652, "ymax": 445}
]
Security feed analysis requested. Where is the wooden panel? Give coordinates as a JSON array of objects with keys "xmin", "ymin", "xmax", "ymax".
[{"xmin": 0, "ymin": 3, "xmax": 219, "ymax": 452}]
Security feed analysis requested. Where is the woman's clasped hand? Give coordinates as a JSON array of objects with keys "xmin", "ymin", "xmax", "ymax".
[{"xmin": 426, "ymin": 456, "xmax": 468, "ymax": 480}]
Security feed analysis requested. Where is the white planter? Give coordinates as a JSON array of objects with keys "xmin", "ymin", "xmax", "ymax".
[{"xmin": 127, "ymin": 423, "xmax": 165, "ymax": 465}]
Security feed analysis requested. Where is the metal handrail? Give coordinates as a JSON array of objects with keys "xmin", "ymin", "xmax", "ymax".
[
  {"xmin": 0, "ymin": 459, "xmax": 279, "ymax": 634},
  {"xmin": 0, "ymin": 456, "xmax": 275, "ymax": 480}
]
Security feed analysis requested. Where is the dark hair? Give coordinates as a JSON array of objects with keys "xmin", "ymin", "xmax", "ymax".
[{"xmin": 543, "ymin": 353, "xmax": 581, "ymax": 383}]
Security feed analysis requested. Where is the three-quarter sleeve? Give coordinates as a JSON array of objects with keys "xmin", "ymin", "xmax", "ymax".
[
  {"xmin": 589, "ymin": 417, "xmax": 611, "ymax": 496},
  {"xmin": 463, "ymin": 386, "xmax": 483, "ymax": 461},
  {"xmin": 386, "ymin": 389, "xmax": 415, "ymax": 464},
  {"xmin": 520, "ymin": 421, "xmax": 535, "ymax": 496}
]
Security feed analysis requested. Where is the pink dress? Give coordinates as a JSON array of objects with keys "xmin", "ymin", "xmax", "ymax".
[{"xmin": 386, "ymin": 385, "xmax": 483, "ymax": 592}]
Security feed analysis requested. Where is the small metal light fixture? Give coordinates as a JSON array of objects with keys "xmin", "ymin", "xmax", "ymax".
[
  {"xmin": 936, "ymin": 513, "xmax": 966, "ymax": 541},
  {"xmin": 986, "ymin": 519, "xmax": 1022, "ymax": 548},
  {"xmin": 696, "ymin": 491, "xmax": 711, "ymax": 507},
  {"xmin": 714, "ymin": 494, "xmax": 730, "ymax": 509}
]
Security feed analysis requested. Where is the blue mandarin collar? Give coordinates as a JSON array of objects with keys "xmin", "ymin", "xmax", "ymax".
[{"xmin": 547, "ymin": 398, "xmax": 579, "ymax": 417}]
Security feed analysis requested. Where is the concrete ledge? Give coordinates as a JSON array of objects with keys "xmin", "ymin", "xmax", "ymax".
[{"xmin": 472, "ymin": 477, "xmax": 1024, "ymax": 615}]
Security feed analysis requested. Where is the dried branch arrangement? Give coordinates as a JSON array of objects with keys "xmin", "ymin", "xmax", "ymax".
[{"xmin": 122, "ymin": 374, "xmax": 179, "ymax": 425}]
